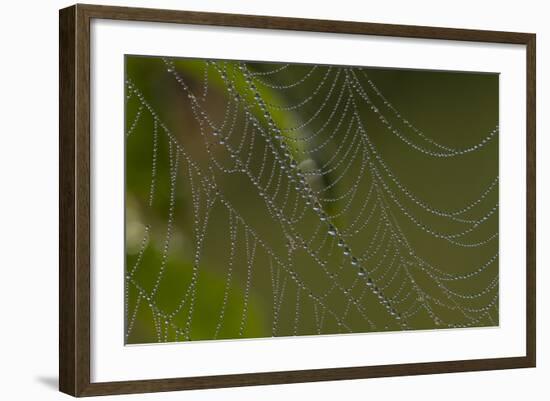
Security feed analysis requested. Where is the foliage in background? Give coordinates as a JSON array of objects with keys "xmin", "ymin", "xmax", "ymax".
[{"xmin": 125, "ymin": 56, "xmax": 499, "ymax": 344}]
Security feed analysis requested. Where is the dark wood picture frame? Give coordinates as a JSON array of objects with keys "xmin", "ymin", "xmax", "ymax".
[{"xmin": 59, "ymin": 3, "xmax": 536, "ymax": 397}]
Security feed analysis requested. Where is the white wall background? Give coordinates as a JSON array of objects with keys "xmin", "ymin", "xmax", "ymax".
[{"xmin": 0, "ymin": 0, "xmax": 546, "ymax": 399}]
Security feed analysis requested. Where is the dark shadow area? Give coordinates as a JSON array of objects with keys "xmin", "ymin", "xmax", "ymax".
[{"xmin": 35, "ymin": 376, "xmax": 58, "ymax": 391}]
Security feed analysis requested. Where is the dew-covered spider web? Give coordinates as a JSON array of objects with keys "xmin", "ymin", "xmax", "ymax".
[{"xmin": 124, "ymin": 55, "xmax": 499, "ymax": 344}]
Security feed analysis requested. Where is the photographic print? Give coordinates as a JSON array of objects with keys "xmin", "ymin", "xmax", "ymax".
[{"xmin": 124, "ymin": 56, "xmax": 499, "ymax": 344}]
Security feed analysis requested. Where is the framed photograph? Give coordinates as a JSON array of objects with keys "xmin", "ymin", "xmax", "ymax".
[{"xmin": 59, "ymin": 4, "xmax": 536, "ymax": 397}]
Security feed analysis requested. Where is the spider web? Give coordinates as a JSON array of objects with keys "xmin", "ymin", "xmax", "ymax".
[{"xmin": 124, "ymin": 57, "xmax": 499, "ymax": 344}]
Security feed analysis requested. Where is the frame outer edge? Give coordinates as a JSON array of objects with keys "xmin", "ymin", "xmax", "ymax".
[
  {"xmin": 60, "ymin": 4, "xmax": 93, "ymax": 397},
  {"xmin": 525, "ymin": 34, "xmax": 536, "ymax": 367},
  {"xmin": 75, "ymin": 3, "xmax": 93, "ymax": 397},
  {"xmin": 59, "ymin": 5, "xmax": 77, "ymax": 397}
]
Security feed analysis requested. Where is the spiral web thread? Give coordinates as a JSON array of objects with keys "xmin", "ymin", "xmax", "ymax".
[{"xmin": 124, "ymin": 58, "xmax": 499, "ymax": 343}]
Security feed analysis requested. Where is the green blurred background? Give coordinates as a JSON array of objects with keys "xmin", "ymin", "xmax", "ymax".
[{"xmin": 125, "ymin": 55, "xmax": 498, "ymax": 344}]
